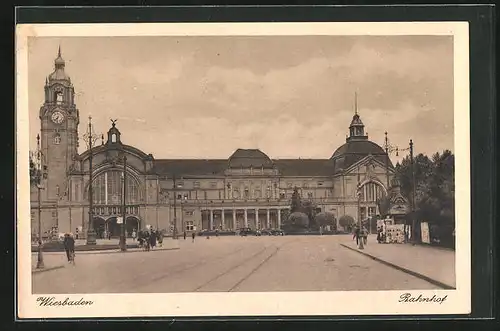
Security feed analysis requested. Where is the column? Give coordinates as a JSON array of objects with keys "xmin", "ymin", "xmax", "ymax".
[
  {"xmin": 255, "ymin": 208, "xmax": 259, "ymax": 229},
  {"xmin": 221, "ymin": 209, "xmax": 225, "ymax": 230},
  {"xmin": 266, "ymin": 209, "xmax": 270, "ymax": 228},
  {"xmin": 244, "ymin": 209, "xmax": 248, "ymax": 228},
  {"xmin": 277, "ymin": 209, "xmax": 281, "ymax": 228},
  {"xmin": 232, "ymin": 209, "xmax": 237, "ymax": 230},
  {"xmin": 209, "ymin": 209, "xmax": 214, "ymax": 230}
]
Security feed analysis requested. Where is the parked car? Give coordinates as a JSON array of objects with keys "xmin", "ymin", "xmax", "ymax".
[
  {"xmin": 260, "ymin": 229, "xmax": 272, "ymax": 236},
  {"xmin": 270, "ymin": 229, "xmax": 285, "ymax": 236},
  {"xmin": 238, "ymin": 228, "xmax": 259, "ymax": 236}
]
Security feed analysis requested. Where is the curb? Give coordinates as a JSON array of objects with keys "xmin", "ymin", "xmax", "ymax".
[
  {"xmin": 32, "ymin": 265, "xmax": 65, "ymax": 274},
  {"xmin": 31, "ymin": 247, "xmax": 180, "ymax": 255},
  {"xmin": 340, "ymin": 244, "xmax": 455, "ymax": 290},
  {"xmin": 81, "ymin": 247, "xmax": 181, "ymax": 255}
]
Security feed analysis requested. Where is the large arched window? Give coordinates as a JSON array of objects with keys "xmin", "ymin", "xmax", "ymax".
[
  {"xmin": 359, "ymin": 181, "xmax": 385, "ymax": 202},
  {"xmin": 91, "ymin": 170, "xmax": 141, "ymax": 204}
]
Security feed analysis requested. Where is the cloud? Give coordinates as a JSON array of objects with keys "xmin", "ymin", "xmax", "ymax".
[{"xmin": 27, "ymin": 35, "xmax": 454, "ymax": 160}]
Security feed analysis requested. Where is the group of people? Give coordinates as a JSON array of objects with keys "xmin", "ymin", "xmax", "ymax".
[
  {"xmin": 136, "ymin": 228, "xmax": 163, "ymax": 251},
  {"xmin": 352, "ymin": 225, "xmax": 369, "ymax": 246},
  {"xmin": 183, "ymin": 231, "xmax": 197, "ymax": 242}
]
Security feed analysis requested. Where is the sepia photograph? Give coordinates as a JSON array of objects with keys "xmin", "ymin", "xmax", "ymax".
[{"xmin": 16, "ymin": 22, "xmax": 471, "ymax": 318}]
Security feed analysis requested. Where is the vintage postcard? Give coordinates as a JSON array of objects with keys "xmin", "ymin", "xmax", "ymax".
[{"xmin": 16, "ymin": 22, "xmax": 470, "ymax": 318}]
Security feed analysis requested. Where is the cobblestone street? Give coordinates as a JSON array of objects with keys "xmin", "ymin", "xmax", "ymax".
[{"xmin": 32, "ymin": 235, "xmax": 452, "ymax": 294}]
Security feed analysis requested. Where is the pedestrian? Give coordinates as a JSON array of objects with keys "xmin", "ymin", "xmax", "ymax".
[
  {"xmin": 144, "ymin": 231, "xmax": 151, "ymax": 251},
  {"xmin": 183, "ymin": 231, "xmax": 186, "ymax": 240},
  {"xmin": 192, "ymin": 232, "xmax": 196, "ymax": 243},
  {"xmin": 75, "ymin": 228, "xmax": 79, "ymax": 240},
  {"xmin": 132, "ymin": 229, "xmax": 137, "ymax": 242},
  {"xmin": 354, "ymin": 226, "xmax": 360, "ymax": 246},
  {"xmin": 63, "ymin": 233, "xmax": 75, "ymax": 263},
  {"xmin": 149, "ymin": 230, "xmax": 157, "ymax": 250},
  {"xmin": 157, "ymin": 230, "xmax": 163, "ymax": 247},
  {"xmin": 362, "ymin": 227, "xmax": 368, "ymax": 245}
]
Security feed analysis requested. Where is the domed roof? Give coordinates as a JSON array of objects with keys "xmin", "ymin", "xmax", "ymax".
[
  {"xmin": 48, "ymin": 46, "xmax": 70, "ymax": 82},
  {"xmin": 331, "ymin": 140, "xmax": 386, "ymax": 159},
  {"xmin": 48, "ymin": 69, "xmax": 71, "ymax": 81},
  {"xmin": 228, "ymin": 148, "xmax": 273, "ymax": 168},
  {"xmin": 331, "ymin": 140, "xmax": 392, "ymax": 172}
]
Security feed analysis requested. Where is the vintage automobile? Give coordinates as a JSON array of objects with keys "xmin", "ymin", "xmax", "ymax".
[
  {"xmin": 270, "ymin": 229, "xmax": 285, "ymax": 236},
  {"xmin": 238, "ymin": 227, "xmax": 258, "ymax": 236}
]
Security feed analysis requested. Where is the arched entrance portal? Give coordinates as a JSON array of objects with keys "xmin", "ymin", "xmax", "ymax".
[
  {"xmin": 106, "ymin": 217, "xmax": 120, "ymax": 238},
  {"xmin": 126, "ymin": 216, "xmax": 140, "ymax": 237},
  {"xmin": 93, "ymin": 217, "xmax": 106, "ymax": 239}
]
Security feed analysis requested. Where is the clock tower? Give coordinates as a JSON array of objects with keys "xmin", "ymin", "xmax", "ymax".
[{"xmin": 39, "ymin": 47, "xmax": 80, "ymax": 201}]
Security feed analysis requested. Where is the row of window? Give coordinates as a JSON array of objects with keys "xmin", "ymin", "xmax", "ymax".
[
  {"xmin": 92, "ymin": 171, "xmax": 141, "ymax": 204},
  {"xmin": 175, "ymin": 181, "xmax": 326, "ymax": 189}
]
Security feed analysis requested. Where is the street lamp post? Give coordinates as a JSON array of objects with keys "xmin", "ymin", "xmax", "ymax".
[
  {"xmin": 172, "ymin": 174, "xmax": 178, "ymax": 239},
  {"xmin": 83, "ymin": 115, "xmax": 100, "ymax": 245},
  {"xmin": 35, "ymin": 134, "xmax": 46, "ymax": 269},
  {"xmin": 383, "ymin": 131, "xmax": 401, "ymax": 190},
  {"xmin": 119, "ymin": 155, "xmax": 127, "ymax": 251},
  {"xmin": 37, "ymin": 181, "xmax": 44, "ymax": 269},
  {"xmin": 409, "ymin": 139, "xmax": 417, "ymax": 244},
  {"xmin": 55, "ymin": 185, "xmax": 60, "ymax": 232},
  {"xmin": 356, "ymin": 184, "xmax": 364, "ymax": 250}
]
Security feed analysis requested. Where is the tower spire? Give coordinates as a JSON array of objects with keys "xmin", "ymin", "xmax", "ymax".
[
  {"xmin": 354, "ymin": 91, "xmax": 358, "ymax": 116},
  {"xmin": 54, "ymin": 45, "xmax": 65, "ymax": 68}
]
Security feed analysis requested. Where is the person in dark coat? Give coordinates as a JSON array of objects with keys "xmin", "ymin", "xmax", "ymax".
[
  {"xmin": 183, "ymin": 231, "xmax": 187, "ymax": 240},
  {"xmin": 157, "ymin": 230, "xmax": 163, "ymax": 247},
  {"xmin": 149, "ymin": 230, "xmax": 157, "ymax": 250},
  {"xmin": 354, "ymin": 226, "xmax": 361, "ymax": 246},
  {"xmin": 192, "ymin": 232, "xmax": 196, "ymax": 243},
  {"xmin": 63, "ymin": 233, "xmax": 75, "ymax": 262}
]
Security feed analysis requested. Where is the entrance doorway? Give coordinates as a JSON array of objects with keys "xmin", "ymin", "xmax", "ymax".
[
  {"xmin": 93, "ymin": 217, "xmax": 106, "ymax": 239},
  {"xmin": 106, "ymin": 217, "xmax": 120, "ymax": 238},
  {"xmin": 126, "ymin": 216, "xmax": 140, "ymax": 237}
]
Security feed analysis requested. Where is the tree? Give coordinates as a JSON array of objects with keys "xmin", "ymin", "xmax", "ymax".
[
  {"xmin": 301, "ymin": 200, "xmax": 318, "ymax": 228},
  {"xmin": 315, "ymin": 212, "xmax": 337, "ymax": 231},
  {"xmin": 395, "ymin": 150, "xmax": 455, "ymax": 246},
  {"xmin": 283, "ymin": 212, "xmax": 309, "ymax": 232},
  {"xmin": 29, "ymin": 153, "xmax": 41, "ymax": 187},
  {"xmin": 290, "ymin": 187, "xmax": 301, "ymax": 213},
  {"xmin": 338, "ymin": 215, "xmax": 355, "ymax": 230}
]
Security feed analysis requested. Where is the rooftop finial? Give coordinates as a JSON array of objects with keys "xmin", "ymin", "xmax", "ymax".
[
  {"xmin": 354, "ymin": 91, "xmax": 358, "ymax": 116},
  {"xmin": 54, "ymin": 45, "xmax": 65, "ymax": 68}
]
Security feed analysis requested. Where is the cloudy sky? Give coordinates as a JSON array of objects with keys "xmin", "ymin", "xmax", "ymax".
[{"xmin": 27, "ymin": 35, "xmax": 454, "ymax": 161}]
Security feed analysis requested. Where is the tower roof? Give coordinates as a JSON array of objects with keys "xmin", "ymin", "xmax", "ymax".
[
  {"xmin": 48, "ymin": 46, "xmax": 71, "ymax": 82},
  {"xmin": 54, "ymin": 46, "xmax": 65, "ymax": 66}
]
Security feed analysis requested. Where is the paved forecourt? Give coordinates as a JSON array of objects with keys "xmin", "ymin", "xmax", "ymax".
[{"xmin": 32, "ymin": 235, "xmax": 442, "ymax": 294}]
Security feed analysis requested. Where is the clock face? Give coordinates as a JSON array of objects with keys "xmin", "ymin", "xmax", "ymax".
[{"xmin": 51, "ymin": 111, "xmax": 65, "ymax": 124}]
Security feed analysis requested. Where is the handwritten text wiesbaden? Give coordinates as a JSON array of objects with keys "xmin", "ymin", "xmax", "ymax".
[{"xmin": 37, "ymin": 297, "xmax": 94, "ymax": 307}]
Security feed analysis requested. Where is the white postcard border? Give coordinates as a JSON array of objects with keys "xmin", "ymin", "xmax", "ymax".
[{"xmin": 16, "ymin": 22, "xmax": 470, "ymax": 318}]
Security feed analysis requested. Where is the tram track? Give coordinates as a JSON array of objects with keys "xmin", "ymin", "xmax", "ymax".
[{"xmin": 193, "ymin": 246, "xmax": 272, "ymax": 292}]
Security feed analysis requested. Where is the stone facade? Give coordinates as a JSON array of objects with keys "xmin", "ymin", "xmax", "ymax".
[{"xmin": 30, "ymin": 50, "xmax": 395, "ymax": 238}]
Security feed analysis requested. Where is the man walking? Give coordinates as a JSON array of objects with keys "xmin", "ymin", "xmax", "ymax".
[
  {"xmin": 354, "ymin": 226, "xmax": 360, "ymax": 246},
  {"xmin": 63, "ymin": 233, "xmax": 75, "ymax": 263},
  {"xmin": 192, "ymin": 232, "xmax": 196, "ymax": 243}
]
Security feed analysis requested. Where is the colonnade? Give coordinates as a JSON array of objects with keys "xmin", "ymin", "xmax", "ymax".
[{"xmin": 202, "ymin": 207, "xmax": 286, "ymax": 230}]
